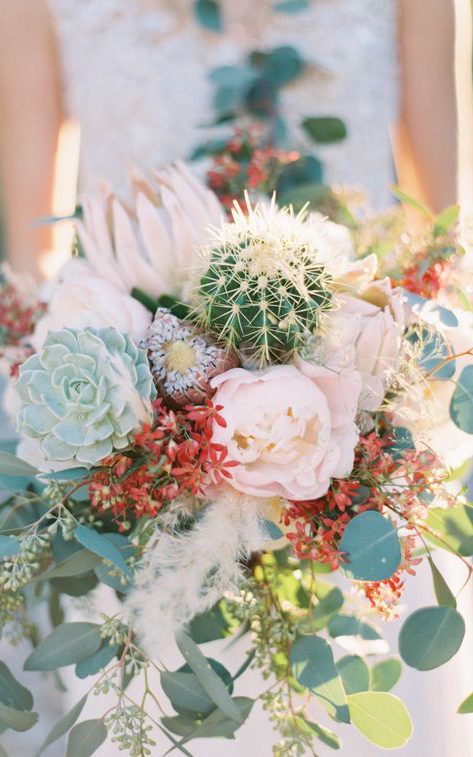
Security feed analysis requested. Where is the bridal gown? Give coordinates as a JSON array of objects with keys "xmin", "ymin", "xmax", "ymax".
[{"xmin": 3, "ymin": 1, "xmax": 473, "ymax": 755}]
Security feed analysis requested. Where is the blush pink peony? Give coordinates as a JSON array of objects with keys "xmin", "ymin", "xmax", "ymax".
[{"xmin": 210, "ymin": 364, "xmax": 361, "ymax": 500}]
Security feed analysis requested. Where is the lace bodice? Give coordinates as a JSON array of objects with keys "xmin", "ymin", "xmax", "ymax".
[{"xmin": 48, "ymin": 0, "xmax": 398, "ymax": 207}]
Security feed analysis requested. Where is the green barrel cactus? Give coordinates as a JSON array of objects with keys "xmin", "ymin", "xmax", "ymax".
[
  {"xmin": 198, "ymin": 202, "xmax": 334, "ymax": 365},
  {"xmin": 16, "ymin": 327, "xmax": 156, "ymax": 468}
]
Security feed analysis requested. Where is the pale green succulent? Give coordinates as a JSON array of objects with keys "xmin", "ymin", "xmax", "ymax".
[{"xmin": 16, "ymin": 328, "xmax": 156, "ymax": 467}]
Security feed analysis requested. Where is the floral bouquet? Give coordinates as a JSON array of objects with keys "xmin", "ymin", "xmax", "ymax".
[{"xmin": 0, "ymin": 159, "xmax": 472, "ymax": 756}]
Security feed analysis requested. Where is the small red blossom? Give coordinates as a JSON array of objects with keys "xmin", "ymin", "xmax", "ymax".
[{"xmin": 89, "ymin": 399, "xmax": 237, "ymax": 531}]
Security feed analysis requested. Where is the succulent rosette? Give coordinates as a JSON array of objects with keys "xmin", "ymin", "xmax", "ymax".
[{"xmin": 16, "ymin": 327, "xmax": 155, "ymax": 468}]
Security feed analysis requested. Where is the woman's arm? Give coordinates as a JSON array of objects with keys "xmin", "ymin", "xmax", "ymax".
[
  {"xmin": 396, "ymin": 0, "xmax": 469, "ymax": 213},
  {"xmin": 0, "ymin": 0, "xmax": 64, "ymax": 281}
]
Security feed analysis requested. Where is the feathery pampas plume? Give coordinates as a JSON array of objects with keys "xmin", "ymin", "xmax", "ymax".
[{"xmin": 125, "ymin": 489, "xmax": 271, "ymax": 655}]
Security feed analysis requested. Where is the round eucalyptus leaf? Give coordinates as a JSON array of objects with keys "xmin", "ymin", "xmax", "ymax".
[
  {"xmin": 370, "ymin": 658, "xmax": 402, "ymax": 692},
  {"xmin": 339, "ymin": 511, "xmax": 401, "ymax": 582},
  {"xmin": 458, "ymin": 692, "xmax": 473, "ymax": 714},
  {"xmin": 336, "ymin": 655, "xmax": 370, "ymax": 694},
  {"xmin": 348, "ymin": 692, "xmax": 413, "ymax": 748},
  {"xmin": 399, "ymin": 606, "xmax": 465, "ymax": 670}
]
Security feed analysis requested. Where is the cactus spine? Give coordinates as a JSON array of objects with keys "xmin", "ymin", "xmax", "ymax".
[{"xmin": 198, "ymin": 200, "xmax": 334, "ymax": 366}]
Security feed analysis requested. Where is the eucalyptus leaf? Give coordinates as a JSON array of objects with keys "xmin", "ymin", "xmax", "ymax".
[
  {"xmin": 264, "ymin": 46, "xmax": 304, "ymax": 86},
  {"xmin": 426, "ymin": 503, "xmax": 473, "ymax": 557},
  {"xmin": 290, "ymin": 635, "xmax": 350, "ymax": 723},
  {"xmin": 0, "ymin": 535, "xmax": 20, "ymax": 560},
  {"xmin": 275, "ymin": 0, "xmax": 309, "ymax": 12},
  {"xmin": 74, "ymin": 525, "xmax": 130, "ymax": 577},
  {"xmin": 175, "ymin": 631, "xmax": 242, "ymax": 722},
  {"xmin": 311, "ymin": 585, "xmax": 344, "ymax": 631},
  {"xmin": 194, "ymin": 0, "xmax": 222, "ymax": 32},
  {"xmin": 293, "ymin": 716, "xmax": 341, "ymax": 750},
  {"xmin": 450, "ymin": 366, "xmax": 473, "ymax": 433},
  {"xmin": 336, "ymin": 655, "xmax": 370, "ymax": 695},
  {"xmin": 434, "ymin": 205, "xmax": 460, "ymax": 236},
  {"xmin": 339, "ymin": 511, "xmax": 401, "ymax": 582},
  {"xmin": 66, "ymin": 719, "xmax": 107, "ymax": 757},
  {"xmin": 161, "ymin": 672, "xmax": 216, "ymax": 717},
  {"xmin": 0, "ymin": 703, "xmax": 38, "ymax": 732},
  {"xmin": 51, "ymin": 572, "xmax": 98, "ymax": 598},
  {"xmin": 391, "ymin": 186, "xmax": 432, "ymax": 217},
  {"xmin": 39, "ymin": 468, "xmax": 91, "ymax": 482},
  {"xmin": 34, "ymin": 549, "xmax": 101, "ymax": 582},
  {"xmin": 302, "ymin": 116, "xmax": 347, "ymax": 144},
  {"xmin": 75, "ymin": 643, "xmax": 119, "ymax": 679},
  {"xmin": 36, "ymin": 695, "xmax": 88, "ymax": 755},
  {"xmin": 348, "ymin": 692, "xmax": 413, "ymax": 748},
  {"xmin": 189, "ymin": 603, "xmax": 238, "ymax": 644},
  {"xmin": 261, "ymin": 519, "xmax": 284, "ymax": 540},
  {"xmin": 369, "ymin": 658, "xmax": 402, "ymax": 692},
  {"xmin": 162, "ymin": 697, "xmax": 253, "ymax": 743},
  {"xmin": 0, "ymin": 662, "xmax": 33, "ymax": 710},
  {"xmin": 0, "ymin": 452, "xmax": 39, "ymax": 477},
  {"xmin": 24, "ymin": 623, "xmax": 102, "ymax": 671},
  {"xmin": 399, "ymin": 606, "xmax": 465, "ymax": 670},
  {"xmin": 428, "ymin": 557, "xmax": 457, "ymax": 608},
  {"xmin": 458, "ymin": 692, "xmax": 473, "ymax": 714}
]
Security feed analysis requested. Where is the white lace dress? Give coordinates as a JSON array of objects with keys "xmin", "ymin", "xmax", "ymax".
[
  {"xmin": 7, "ymin": 2, "xmax": 468, "ymax": 756},
  {"xmin": 48, "ymin": 0, "xmax": 398, "ymax": 207}
]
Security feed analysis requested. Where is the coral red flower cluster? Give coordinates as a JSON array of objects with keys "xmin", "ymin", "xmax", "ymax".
[
  {"xmin": 206, "ymin": 127, "xmax": 300, "ymax": 212},
  {"xmin": 283, "ymin": 429, "xmax": 448, "ymax": 617},
  {"xmin": 89, "ymin": 399, "xmax": 238, "ymax": 531},
  {"xmin": 0, "ymin": 277, "xmax": 45, "ymax": 373},
  {"xmin": 399, "ymin": 258, "xmax": 453, "ymax": 300}
]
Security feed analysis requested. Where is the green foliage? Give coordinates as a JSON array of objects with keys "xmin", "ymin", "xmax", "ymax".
[
  {"xmin": 0, "ymin": 452, "xmax": 39, "ymax": 477},
  {"xmin": 426, "ymin": 503, "xmax": 473, "ymax": 556},
  {"xmin": 433, "ymin": 205, "xmax": 460, "ymax": 236},
  {"xmin": 37, "ymin": 695, "xmax": 88, "ymax": 755},
  {"xmin": 74, "ymin": 526, "xmax": 130, "ymax": 578},
  {"xmin": 34, "ymin": 549, "xmax": 101, "ymax": 582},
  {"xmin": 302, "ymin": 116, "xmax": 347, "ymax": 144},
  {"xmin": 427, "ymin": 557, "xmax": 457, "ymax": 608},
  {"xmin": 328, "ymin": 614, "xmax": 383, "ymax": 642},
  {"xmin": 450, "ymin": 366, "xmax": 473, "ymax": 433},
  {"xmin": 24, "ymin": 622, "xmax": 102, "ymax": 671},
  {"xmin": 369, "ymin": 658, "xmax": 402, "ymax": 692},
  {"xmin": 388, "ymin": 426, "xmax": 415, "ymax": 461},
  {"xmin": 399, "ymin": 606, "xmax": 465, "ymax": 670},
  {"xmin": 338, "ymin": 511, "xmax": 401, "ymax": 582},
  {"xmin": 336, "ymin": 655, "xmax": 370, "ymax": 694},
  {"xmin": 391, "ymin": 186, "xmax": 433, "ymax": 218},
  {"xmin": 407, "ymin": 323, "xmax": 455, "ymax": 380},
  {"xmin": 0, "ymin": 536, "xmax": 20, "ymax": 560},
  {"xmin": 0, "ymin": 703, "xmax": 38, "ymax": 732},
  {"xmin": 347, "ymin": 692, "xmax": 413, "ymax": 748},
  {"xmin": 66, "ymin": 719, "xmax": 107, "ymax": 757},
  {"xmin": 194, "ymin": 0, "xmax": 223, "ymax": 31},
  {"xmin": 0, "ymin": 662, "xmax": 33, "ymax": 711},
  {"xmin": 175, "ymin": 630, "xmax": 243, "ymax": 722},
  {"xmin": 290, "ymin": 635, "xmax": 350, "ymax": 723},
  {"xmin": 274, "ymin": 0, "xmax": 309, "ymax": 13},
  {"xmin": 189, "ymin": 602, "xmax": 239, "ymax": 643},
  {"xmin": 162, "ymin": 697, "xmax": 254, "ymax": 742},
  {"xmin": 310, "ymin": 584, "xmax": 344, "ymax": 631},
  {"xmin": 276, "ymin": 156, "xmax": 323, "ymax": 196},
  {"xmin": 458, "ymin": 692, "xmax": 473, "ymax": 714},
  {"xmin": 161, "ymin": 659, "xmax": 233, "ymax": 718},
  {"xmin": 75, "ymin": 642, "xmax": 120, "ymax": 679}
]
